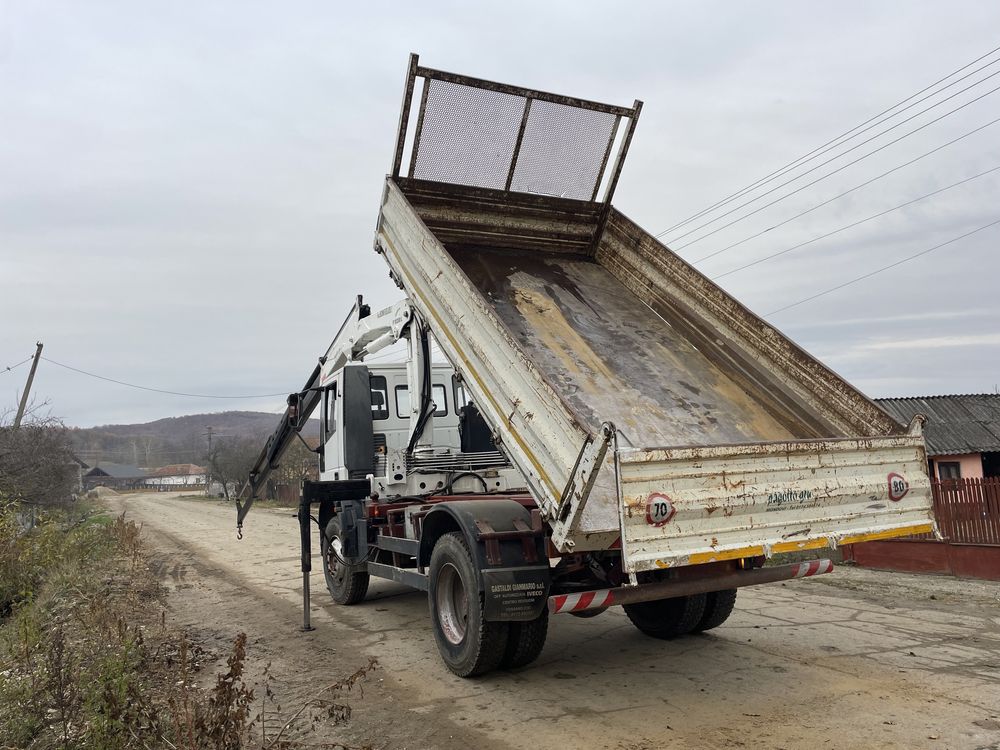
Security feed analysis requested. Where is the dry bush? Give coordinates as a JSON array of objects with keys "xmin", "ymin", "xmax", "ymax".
[
  {"xmin": 0, "ymin": 508, "xmax": 379, "ymax": 750},
  {"xmin": 0, "ymin": 405, "xmax": 78, "ymax": 509}
]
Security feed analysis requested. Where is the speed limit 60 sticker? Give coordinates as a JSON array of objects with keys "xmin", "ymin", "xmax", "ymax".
[
  {"xmin": 888, "ymin": 472, "xmax": 909, "ymax": 502},
  {"xmin": 646, "ymin": 493, "xmax": 676, "ymax": 527}
]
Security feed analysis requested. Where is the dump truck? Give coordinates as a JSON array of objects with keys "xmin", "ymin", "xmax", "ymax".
[{"xmin": 239, "ymin": 54, "xmax": 936, "ymax": 676}]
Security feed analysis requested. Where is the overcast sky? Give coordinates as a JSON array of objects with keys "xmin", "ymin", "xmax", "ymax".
[{"xmin": 2, "ymin": 1, "xmax": 999, "ymax": 428}]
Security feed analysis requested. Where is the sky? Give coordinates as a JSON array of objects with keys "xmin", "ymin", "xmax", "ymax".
[{"xmin": 1, "ymin": 1, "xmax": 999, "ymax": 428}]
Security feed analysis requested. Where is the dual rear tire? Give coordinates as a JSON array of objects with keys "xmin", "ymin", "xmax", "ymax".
[
  {"xmin": 623, "ymin": 589, "xmax": 738, "ymax": 639},
  {"xmin": 428, "ymin": 532, "xmax": 548, "ymax": 676}
]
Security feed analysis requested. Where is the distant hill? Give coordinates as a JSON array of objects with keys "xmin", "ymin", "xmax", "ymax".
[{"xmin": 69, "ymin": 411, "xmax": 319, "ymax": 469}]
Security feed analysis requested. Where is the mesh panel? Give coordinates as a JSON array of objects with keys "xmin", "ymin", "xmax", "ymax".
[
  {"xmin": 510, "ymin": 100, "xmax": 617, "ymax": 200},
  {"xmin": 410, "ymin": 78, "xmax": 619, "ymax": 200},
  {"xmin": 411, "ymin": 79, "xmax": 525, "ymax": 190}
]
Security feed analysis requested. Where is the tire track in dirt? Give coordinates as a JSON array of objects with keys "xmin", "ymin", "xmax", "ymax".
[{"xmin": 117, "ymin": 492, "xmax": 1000, "ymax": 750}]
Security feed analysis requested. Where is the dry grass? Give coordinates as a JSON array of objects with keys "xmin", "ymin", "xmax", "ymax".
[{"xmin": 0, "ymin": 506, "xmax": 377, "ymax": 750}]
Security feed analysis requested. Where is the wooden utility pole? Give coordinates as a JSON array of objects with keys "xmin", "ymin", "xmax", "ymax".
[{"xmin": 13, "ymin": 342, "xmax": 43, "ymax": 429}]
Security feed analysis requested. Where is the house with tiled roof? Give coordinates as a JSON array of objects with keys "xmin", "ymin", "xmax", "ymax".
[
  {"xmin": 875, "ymin": 394, "xmax": 1000, "ymax": 480},
  {"xmin": 142, "ymin": 463, "xmax": 206, "ymax": 489}
]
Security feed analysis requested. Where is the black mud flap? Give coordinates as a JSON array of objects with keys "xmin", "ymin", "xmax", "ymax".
[
  {"xmin": 482, "ymin": 566, "xmax": 550, "ymax": 621},
  {"xmin": 419, "ymin": 499, "xmax": 551, "ymax": 622}
]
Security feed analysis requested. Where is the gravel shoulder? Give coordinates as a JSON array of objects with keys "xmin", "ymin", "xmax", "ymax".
[{"xmin": 114, "ymin": 492, "xmax": 1000, "ymax": 750}]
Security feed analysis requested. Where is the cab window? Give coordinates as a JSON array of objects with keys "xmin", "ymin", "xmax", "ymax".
[{"xmin": 370, "ymin": 375, "xmax": 388, "ymax": 420}]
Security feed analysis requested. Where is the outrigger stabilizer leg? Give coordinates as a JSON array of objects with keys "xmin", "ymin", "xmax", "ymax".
[{"xmin": 298, "ymin": 492, "xmax": 315, "ymax": 632}]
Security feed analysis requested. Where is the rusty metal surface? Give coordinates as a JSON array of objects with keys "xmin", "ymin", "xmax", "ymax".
[
  {"xmin": 399, "ymin": 177, "xmax": 602, "ymax": 255},
  {"xmin": 452, "ymin": 247, "xmax": 808, "ymax": 447},
  {"xmin": 617, "ymin": 435, "xmax": 934, "ymax": 573},
  {"xmin": 597, "ymin": 209, "xmax": 903, "ymax": 438},
  {"xmin": 391, "ymin": 53, "xmax": 420, "ymax": 179},
  {"xmin": 376, "ymin": 180, "xmax": 594, "ymax": 529},
  {"xmin": 383, "ymin": 178, "xmax": 931, "ymax": 550},
  {"xmin": 414, "ymin": 64, "xmax": 636, "ymax": 117}
]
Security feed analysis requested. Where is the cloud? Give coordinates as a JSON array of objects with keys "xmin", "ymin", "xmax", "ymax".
[{"xmin": 2, "ymin": 1, "xmax": 1000, "ymax": 424}]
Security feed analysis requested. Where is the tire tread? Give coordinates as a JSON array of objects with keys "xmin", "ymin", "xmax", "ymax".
[
  {"xmin": 623, "ymin": 594, "xmax": 707, "ymax": 639},
  {"xmin": 694, "ymin": 589, "xmax": 737, "ymax": 632},
  {"xmin": 430, "ymin": 532, "xmax": 508, "ymax": 677},
  {"xmin": 501, "ymin": 609, "xmax": 548, "ymax": 669}
]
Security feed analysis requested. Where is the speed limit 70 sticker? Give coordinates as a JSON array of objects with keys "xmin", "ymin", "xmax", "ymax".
[
  {"xmin": 888, "ymin": 472, "xmax": 909, "ymax": 502},
  {"xmin": 646, "ymin": 493, "xmax": 676, "ymax": 527}
]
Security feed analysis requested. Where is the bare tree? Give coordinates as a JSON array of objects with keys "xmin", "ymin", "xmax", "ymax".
[
  {"xmin": 205, "ymin": 437, "xmax": 259, "ymax": 503},
  {"xmin": 272, "ymin": 439, "xmax": 318, "ymax": 483},
  {"xmin": 0, "ymin": 403, "xmax": 78, "ymax": 507}
]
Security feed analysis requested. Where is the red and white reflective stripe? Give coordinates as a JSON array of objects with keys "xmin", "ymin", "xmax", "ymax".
[
  {"xmin": 548, "ymin": 588, "xmax": 615, "ymax": 614},
  {"xmin": 792, "ymin": 559, "xmax": 834, "ymax": 578}
]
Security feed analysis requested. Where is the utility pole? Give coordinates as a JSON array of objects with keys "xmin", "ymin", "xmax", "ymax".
[
  {"xmin": 13, "ymin": 342, "xmax": 43, "ymax": 429},
  {"xmin": 203, "ymin": 427, "xmax": 215, "ymax": 496}
]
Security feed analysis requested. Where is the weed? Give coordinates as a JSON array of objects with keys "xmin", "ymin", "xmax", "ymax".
[{"xmin": 0, "ymin": 503, "xmax": 378, "ymax": 750}]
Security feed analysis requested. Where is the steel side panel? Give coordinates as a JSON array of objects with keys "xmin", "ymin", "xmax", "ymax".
[
  {"xmin": 617, "ymin": 436, "xmax": 934, "ymax": 573},
  {"xmin": 376, "ymin": 179, "xmax": 590, "ymax": 519}
]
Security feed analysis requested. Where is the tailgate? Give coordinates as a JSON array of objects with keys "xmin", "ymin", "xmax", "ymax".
[{"xmin": 617, "ymin": 434, "xmax": 934, "ymax": 574}]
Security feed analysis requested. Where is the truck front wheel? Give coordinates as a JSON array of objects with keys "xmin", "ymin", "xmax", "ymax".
[
  {"xmin": 624, "ymin": 593, "xmax": 707, "ymax": 639},
  {"xmin": 428, "ymin": 532, "xmax": 509, "ymax": 677},
  {"xmin": 322, "ymin": 517, "xmax": 369, "ymax": 605}
]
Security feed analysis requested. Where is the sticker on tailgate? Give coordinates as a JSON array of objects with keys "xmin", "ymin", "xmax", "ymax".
[
  {"xmin": 645, "ymin": 493, "xmax": 675, "ymax": 526},
  {"xmin": 888, "ymin": 472, "xmax": 910, "ymax": 502},
  {"xmin": 765, "ymin": 489, "xmax": 815, "ymax": 511}
]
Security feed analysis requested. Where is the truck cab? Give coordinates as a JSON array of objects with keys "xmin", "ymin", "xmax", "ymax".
[{"xmin": 318, "ymin": 362, "xmax": 472, "ymax": 481}]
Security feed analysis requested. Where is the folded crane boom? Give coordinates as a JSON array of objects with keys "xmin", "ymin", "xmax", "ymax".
[{"xmin": 238, "ymin": 296, "xmax": 420, "ymax": 530}]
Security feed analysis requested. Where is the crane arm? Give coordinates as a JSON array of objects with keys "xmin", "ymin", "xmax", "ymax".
[{"xmin": 235, "ymin": 295, "xmax": 412, "ymax": 534}]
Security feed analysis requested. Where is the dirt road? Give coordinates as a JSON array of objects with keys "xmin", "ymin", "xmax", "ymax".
[{"xmin": 113, "ymin": 492, "xmax": 1000, "ymax": 750}]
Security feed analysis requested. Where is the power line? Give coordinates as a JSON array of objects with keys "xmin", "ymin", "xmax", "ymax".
[
  {"xmin": 712, "ymin": 164, "xmax": 1000, "ymax": 279},
  {"xmin": 765, "ymin": 217, "xmax": 1000, "ymax": 316},
  {"xmin": 687, "ymin": 113, "xmax": 1000, "ymax": 263},
  {"xmin": 658, "ymin": 43, "xmax": 1000, "ymax": 237},
  {"xmin": 668, "ymin": 77, "xmax": 1000, "ymax": 248},
  {"xmin": 1, "ymin": 355, "xmax": 34, "ymax": 375},
  {"xmin": 41, "ymin": 357, "xmax": 288, "ymax": 399}
]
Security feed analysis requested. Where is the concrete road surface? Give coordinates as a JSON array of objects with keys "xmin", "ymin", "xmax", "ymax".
[{"xmin": 113, "ymin": 492, "xmax": 1000, "ymax": 750}]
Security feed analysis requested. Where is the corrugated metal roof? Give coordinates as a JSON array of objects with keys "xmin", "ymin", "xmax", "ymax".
[
  {"xmin": 84, "ymin": 462, "xmax": 147, "ymax": 479},
  {"xmin": 874, "ymin": 394, "xmax": 1000, "ymax": 456}
]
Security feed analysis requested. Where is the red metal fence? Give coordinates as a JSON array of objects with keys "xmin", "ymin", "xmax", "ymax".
[
  {"xmin": 846, "ymin": 476, "xmax": 1000, "ymax": 580},
  {"xmin": 929, "ymin": 477, "xmax": 1000, "ymax": 545}
]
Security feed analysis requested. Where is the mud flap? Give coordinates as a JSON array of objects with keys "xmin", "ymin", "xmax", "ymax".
[{"xmin": 482, "ymin": 566, "xmax": 550, "ymax": 621}]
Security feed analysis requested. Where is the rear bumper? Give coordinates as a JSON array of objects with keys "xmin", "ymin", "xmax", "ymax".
[{"xmin": 548, "ymin": 558, "xmax": 834, "ymax": 615}]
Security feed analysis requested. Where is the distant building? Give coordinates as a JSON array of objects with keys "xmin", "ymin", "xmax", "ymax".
[
  {"xmin": 875, "ymin": 394, "xmax": 1000, "ymax": 480},
  {"xmin": 83, "ymin": 462, "xmax": 148, "ymax": 490},
  {"xmin": 142, "ymin": 463, "xmax": 206, "ymax": 489}
]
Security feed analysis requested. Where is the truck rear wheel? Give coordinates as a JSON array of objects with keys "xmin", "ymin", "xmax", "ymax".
[
  {"xmin": 624, "ymin": 593, "xmax": 707, "ymax": 639},
  {"xmin": 428, "ymin": 532, "xmax": 509, "ymax": 677},
  {"xmin": 694, "ymin": 589, "xmax": 737, "ymax": 632},
  {"xmin": 501, "ymin": 609, "xmax": 548, "ymax": 669},
  {"xmin": 322, "ymin": 517, "xmax": 369, "ymax": 605}
]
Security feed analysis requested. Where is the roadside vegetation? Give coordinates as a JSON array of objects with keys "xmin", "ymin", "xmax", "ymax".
[{"xmin": 0, "ymin": 410, "xmax": 376, "ymax": 749}]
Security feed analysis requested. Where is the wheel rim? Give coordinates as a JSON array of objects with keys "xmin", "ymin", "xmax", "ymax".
[
  {"xmin": 327, "ymin": 537, "xmax": 347, "ymax": 584},
  {"xmin": 435, "ymin": 562, "xmax": 469, "ymax": 645}
]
